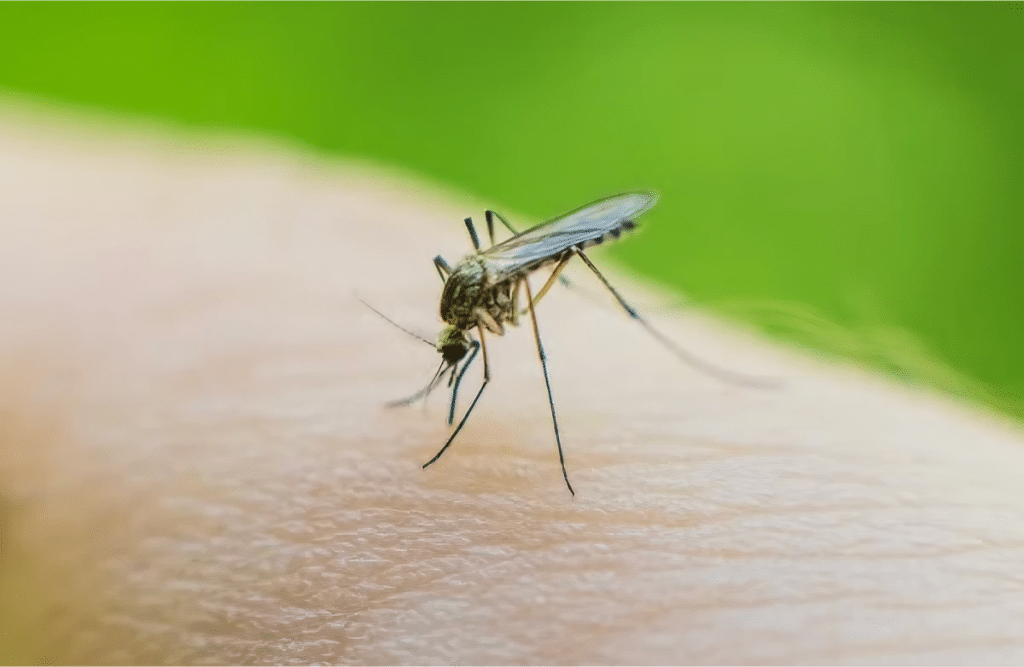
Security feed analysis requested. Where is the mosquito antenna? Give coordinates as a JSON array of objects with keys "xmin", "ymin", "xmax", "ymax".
[
  {"xmin": 358, "ymin": 298, "xmax": 434, "ymax": 347},
  {"xmin": 387, "ymin": 359, "xmax": 450, "ymax": 408}
]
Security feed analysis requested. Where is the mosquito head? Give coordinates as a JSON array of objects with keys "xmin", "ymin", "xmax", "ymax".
[{"xmin": 437, "ymin": 325, "xmax": 471, "ymax": 364}]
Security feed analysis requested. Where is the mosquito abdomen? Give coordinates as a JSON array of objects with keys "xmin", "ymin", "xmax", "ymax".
[{"xmin": 583, "ymin": 218, "xmax": 639, "ymax": 248}]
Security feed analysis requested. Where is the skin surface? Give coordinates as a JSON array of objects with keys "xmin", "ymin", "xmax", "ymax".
[{"xmin": 3, "ymin": 109, "xmax": 1024, "ymax": 665}]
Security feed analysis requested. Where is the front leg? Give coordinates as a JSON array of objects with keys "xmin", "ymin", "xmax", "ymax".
[
  {"xmin": 509, "ymin": 278, "xmax": 522, "ymax": 327},
  {"xmin": 423, "ymin": 327, "xmax": 491, "ymax": 469},
  {"xmin": 473, "ymin": 307, "xmax": 504, "ymax": 335},
  {"xmin": 486, "ymin": 209, "xmax": 519, "ymax": 243}
]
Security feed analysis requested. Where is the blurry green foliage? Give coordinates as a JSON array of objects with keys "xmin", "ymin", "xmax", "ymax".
[{"xmin": 1, "ymin": 3, "xmax": 1021, "ymax": 415}]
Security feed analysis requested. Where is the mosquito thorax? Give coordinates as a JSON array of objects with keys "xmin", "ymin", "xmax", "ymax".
[
  {"xmin": 439, "ymin": 256, "xmax": 487, "ymax": 330},
  {"xmin": 440, "ymin": 255, "xmax": 515, "ymax": 335},
  {"xmin": 436, "ymin": 325, "xmax": 471, "ymax": 363}
]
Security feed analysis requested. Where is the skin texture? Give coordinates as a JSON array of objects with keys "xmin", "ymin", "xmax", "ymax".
[{"xmin": 3, "ymin": 110, "xmax": 1024, "ymax": 665}]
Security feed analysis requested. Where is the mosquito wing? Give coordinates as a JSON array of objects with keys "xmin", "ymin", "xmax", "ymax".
[{"xmin": 481, "ymin": 191, "xmax": 659, "ymax": 276}]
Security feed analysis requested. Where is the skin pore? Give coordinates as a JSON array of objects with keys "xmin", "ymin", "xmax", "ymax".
[{"xmin": 3, "ymin": 111, "xmax": 1024, "ymax": 664}]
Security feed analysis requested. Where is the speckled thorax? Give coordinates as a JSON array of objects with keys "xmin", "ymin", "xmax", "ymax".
[{"xmin": 439, "ymin": 255, "xmax": 516, "ymax": 333}]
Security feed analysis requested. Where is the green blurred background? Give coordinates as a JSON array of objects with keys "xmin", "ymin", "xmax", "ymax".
[{"xmin": 1, "ymin": 3, "xmax": 1022, "ymax": 417}]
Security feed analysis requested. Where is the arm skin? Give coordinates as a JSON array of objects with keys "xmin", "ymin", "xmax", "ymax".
[{"xmin": 3, "ymin": 112, "xmax": 1024, "ymax": 665}]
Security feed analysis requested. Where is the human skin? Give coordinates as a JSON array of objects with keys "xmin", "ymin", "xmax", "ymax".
[{"xmin": 3, "ymin": 112, "xmax": 1024, "ymax": 665}]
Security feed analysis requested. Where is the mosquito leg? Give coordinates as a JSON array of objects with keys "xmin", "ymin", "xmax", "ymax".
[
  {"xmin": 573, "ymin": 249, "xmax": 779, "ymax": 389},
  {"xmin": 464, "ymin": 217, "xmax": 481, "ymax": 250},
  {"xmin": 447, "ymin": 338, "xmax": 480, "ymax": 425},
  {"xmin": 521, "ymin": 252, "xmax": 573, "ymax": 315},
  {"xmin": 434, "ymin": 255, "xmax": 452, "ymax": 283},
  {"xmin": 423, "ymin": 328, "xmax": 490, "ymax": 469},
  {"xmin": 485, "ymin": 212, "xmax": 498, "ymax": 247},
  {"xmin": 524, "ymin": 278, "xmax": 574, "ymax": 496},
  {"xmin": 509, "ymin": 278, "xmax": 522, "ymax": 327},
  {"xmin": 487, "ymin": 213, "xmax": 520, "ymax": 238}
]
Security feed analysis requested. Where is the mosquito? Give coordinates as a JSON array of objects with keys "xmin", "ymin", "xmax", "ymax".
[{"xmin": 376, "ymin": 191, "xmax": 773, "ymax": 496}]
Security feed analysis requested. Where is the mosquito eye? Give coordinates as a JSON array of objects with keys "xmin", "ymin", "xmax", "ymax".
[{"xmin": 441, "ymin": 343, "xmax": 467, "ymax": 363}]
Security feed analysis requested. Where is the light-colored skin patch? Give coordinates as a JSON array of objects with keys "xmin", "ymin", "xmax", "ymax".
[{"xmin": 3, "ymin": 105, "xmax": 1024, "ymax": 664}]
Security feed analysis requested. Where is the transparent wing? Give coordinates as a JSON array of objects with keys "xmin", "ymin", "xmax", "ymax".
[{"xmin": 481, "ymin": 191, "xmax": 658, "ymax": 276}]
